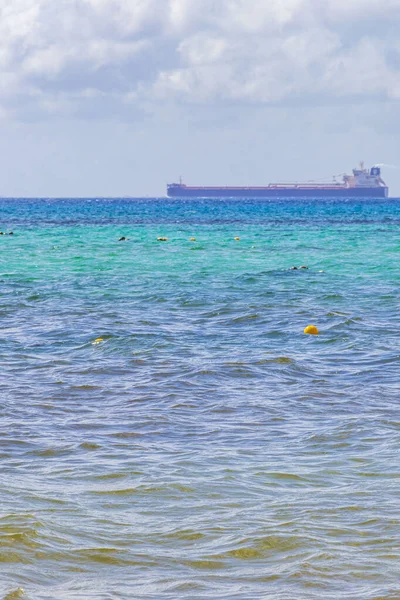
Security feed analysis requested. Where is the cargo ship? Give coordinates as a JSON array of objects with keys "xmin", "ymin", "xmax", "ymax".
[{"xmin": 167, "ymin": 163, "xmax": 388, "ymax": 198}]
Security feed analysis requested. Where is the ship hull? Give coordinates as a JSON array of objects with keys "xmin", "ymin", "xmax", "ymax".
[{"xmin": 167, "ymin": 186, "xmax": 389, "ymax": 199}]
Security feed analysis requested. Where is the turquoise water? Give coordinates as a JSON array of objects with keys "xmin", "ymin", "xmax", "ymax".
[{"xmin": 0, "ymin": 198, "xmax": 399, "ymax": 599}]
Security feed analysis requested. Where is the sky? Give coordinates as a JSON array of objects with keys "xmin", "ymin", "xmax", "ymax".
[{"xmin": 0, "ymin": 0, "xmax": 400, "ymax": 197}]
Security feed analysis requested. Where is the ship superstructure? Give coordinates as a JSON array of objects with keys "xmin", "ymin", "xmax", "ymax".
[{"xmin": 167, "ymin": 163, "xmax": 388, "ymax": 198}]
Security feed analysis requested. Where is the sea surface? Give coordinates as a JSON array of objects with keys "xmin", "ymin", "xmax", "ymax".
[{"xmin": 0, "ymin": 197, "xmax": 399, "ymax": 600}]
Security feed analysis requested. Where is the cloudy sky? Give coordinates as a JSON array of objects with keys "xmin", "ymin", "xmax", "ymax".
[{"xmin": 0, "ymin": 0, "xmax": 399, "ymax": 196}]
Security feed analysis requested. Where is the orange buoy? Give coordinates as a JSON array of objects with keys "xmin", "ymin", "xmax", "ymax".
[{"xmin": 304, "ymin": 325, "xmax": 319, "ymax": 335}]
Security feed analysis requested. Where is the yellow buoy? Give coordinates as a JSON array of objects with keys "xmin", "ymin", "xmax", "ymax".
[
  {"xmin": 304, "ymin": 325, "xmax": 319, "ymax": 335},
  {"xmin": 190, "ymin": 237, "xmax": 196, "ymax": 241},
  {"xmin": 234, "ymin": 237, "xmax": 240, "ymax": 241},
  {"xmin": 93, "ymin": 337, "xmax": 104, "ymax": 345}
]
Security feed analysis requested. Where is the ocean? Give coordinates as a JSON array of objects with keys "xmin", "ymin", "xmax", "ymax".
[{"xmin": 0, "ymin": 197, "xmax": 399, "ymax": 599}]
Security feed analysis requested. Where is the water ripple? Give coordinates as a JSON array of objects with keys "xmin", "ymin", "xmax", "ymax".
[{"xmin": 0, "ymin": 198, "xmax": 399, "ymax": 599}]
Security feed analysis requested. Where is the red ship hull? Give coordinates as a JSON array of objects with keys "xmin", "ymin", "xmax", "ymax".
[{"xmin": 167, "ymin": 184, "xmax": 389, "ymax": 199}]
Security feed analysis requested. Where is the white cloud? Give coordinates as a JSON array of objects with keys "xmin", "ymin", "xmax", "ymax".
[{"xmin": 0, "ymin": 0, "xmax": 399, "ymax": 119}]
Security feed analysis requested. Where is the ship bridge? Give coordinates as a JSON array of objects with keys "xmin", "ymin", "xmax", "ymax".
[{"xmin": 344, "ymin": 162, "xmax": 386, "ymax": 188}]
